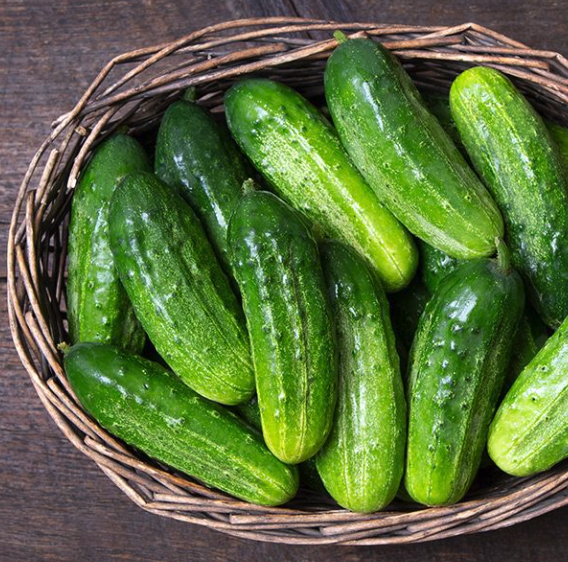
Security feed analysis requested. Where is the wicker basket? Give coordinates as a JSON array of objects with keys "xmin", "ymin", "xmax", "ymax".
[{"xmin": 7, "ymin": 17, "xmax": 568, "ymax": 545}]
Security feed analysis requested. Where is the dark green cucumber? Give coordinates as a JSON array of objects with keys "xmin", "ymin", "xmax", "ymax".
[
  {"xmin": 389, "ymin": 279, "xmax": 431, "ymax": 355},
  {"xmin": 108, "ymin": 172, "xmax": 254, "ymax": 406},
  {"xmin": 325, "ymin": 37, "xmax": 503, "ymax": 260},
  {"xmin": 316, "ymin": 241, "xmax": 406, "ymax": 512},
  {"xmin": 234, "ymin": 395, "xmax": 325, "ymax": 493},
  {"xmin": 489, "ymin": 317, "xmax": 568, "ymax": 476},
  {"xmin": 229, "ymin": 191, "xmax": 337, "ymax": 464},
  {"xmin": 65, "ymin": 342, "xmax": 298, "ymax": 505},
  {"xmin": 405, "ymin": 243, "xmax": 524, "ymax": 505},
  {"xmin": 155, "ymin": 96, "xmax": 249, "ymax": 272},
  {"xmin": 225, "ymin": 78, "xmax": 417, "ymax": 292},
  {"xmin": 503, "ymin": 310, "xmax": 549, "ymax": 394},
  {"xmin": 451, "ymin": 66, "xmax": 568, "ymax": 328},
  {"xmin": 67, "ymin": 134, "xmax": 150, "ymax": 351}
]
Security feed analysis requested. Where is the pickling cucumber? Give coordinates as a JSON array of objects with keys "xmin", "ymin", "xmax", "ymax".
[
  {"xmin": 405, "ymin": 242, "xmax": 524, "ymax": 505},
  {"xmin": 225, "ymin": 78, "xmax": 417, "ymax": 292},
  {"xmin": 67, "ymin": 134, "xmax": 150, "ymax": 351},
  {"xmin": 155, "ymin": 93, "xmax": 249, "ymax": 272},
  {"xmin": 451, "ymin": 66, "xmax": 568, "ymax": 328},
  {"xmin": 325, "ymin": 36, "xmax": 503, "ymax": 260},
  {"xmin": 489, "ymin": 317, "xmax": 568, "ymax": 477},
  {"xmin": 64, "ymin": 342, "xmax": 298, "ymax": 505},
  {"xmin": 229, "ymin": 190, "xmax": 337, "ymax": 464},
  {"xmin": 316, "ymin": 241, "xmax": 406, "ymax": 512},
  {"xmin": 109, "ymin": 171, "xmax": 254, "ymax": 406}
]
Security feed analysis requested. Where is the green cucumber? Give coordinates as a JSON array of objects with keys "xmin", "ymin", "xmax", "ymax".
[
  {"xmin": 325, "ymin": 37, "xmax": 503, "ymax": 260},
  {"xmin": 422, "ymin": 92, "xmax": 466, "ymax": 153},
  {"xmin": 489, "ymin": 317, "xmax": 568, "ymax": 476},
  {"xmin": 316, "ymin": 241, "xmax": 406, "ymax": 512},
  {"xmin": 155, "ymin": 95, "xmax": 249, "ymax": 272},
  {"xmin": 108, "ymin": 171, "xmax": 254, "ymax": 406},
  {"xmin": 450, "ymin": 66, "xmax": 568, "ymax": 328},
  {"xmin": 235, "ymin": 395, "xmax": 326, "ymax": 493},
  {"xmin": 419, "ymin": 241, "xmax": 548, "ymax": 391},
  {"xmin": 225, "ymin": 78, "xmax": 417, "ymax": 292},
  {"xmin": 405, "ymin": 242, "xmax": 524, "ymax": 505},
  {"xmin": 229, "ymin": 191, "xmax": 337, "ymax": 464},
  {"xmin": 67, "ymin": 134, "xmax": 150, "ymax": 351},
  {"xmin": 64, "ymin": 342, "xmax": 298, "ymax": 505},
  {"xmin": 389, "ymin": 279, "xmax": 431, "ymax": 354}
]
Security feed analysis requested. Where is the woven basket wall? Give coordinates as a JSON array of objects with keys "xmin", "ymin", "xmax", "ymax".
[{"xmin": 7, "ymin": 17, "xmax": 568, "ymax": 545}]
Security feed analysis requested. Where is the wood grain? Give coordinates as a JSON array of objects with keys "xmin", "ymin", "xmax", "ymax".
[{"xmin": 1, "ymin": 1, "xmax": 567, "ymax": 560}]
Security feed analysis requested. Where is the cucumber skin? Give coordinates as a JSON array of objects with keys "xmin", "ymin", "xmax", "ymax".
[
  {"xmin": 155, "ymin": 100, "xmax": 248, "ymax": 272},
  {"xmin": 547, "ymin": 120, "xmax": 568, "ymax": 172},
  {"xmin": 316, "ymin": 241, "xmax": 406, "ymax": 512},
  {"xmin": 229, "ymin": 191, "xmax": 337, "ymax": 464},
  {"xmin": 405, "ymin": 258, "xmax": 524, "ymax": 506},
  {"xmin": 225, "ymin": 78, "xmax": 417, "ymax": 292},
  {"xmin": 235, "ymin": 396, "xmax": 326, "ymax": 493},
  {"xmin": 489, "ymin": 318, "xmax": 568, "ymax": 476},
  {"xmin": 108, "ymin": 172, "xmax": 254, "ymax": 406},
  {"xmin": 451, "ymin": 67, "xmax": 568, "ymax": 328},
  {"xmin": 419, "ymin": 241, "xmax": 548, "ymax": 392},
  {"xmin": 325, "ymin": 39, "xmax": 503, "ymax": 260},
  {"xmin": 67, "ymin": 134, "xmax": 150, "ymax": 352},
  {"xmin": 65, "ymin": 343, "xmax": 298, "ymax": 506}
]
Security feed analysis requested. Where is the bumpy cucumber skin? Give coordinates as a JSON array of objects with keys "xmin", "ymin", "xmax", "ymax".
[
  {"xmin": 229, "ymin": 191, "xmax": 337, "ymax": 464},
  {"xmin": 155, "ymin": 100, "xmax": 248, "ymax": 272},
  {"xmin": 451, "ymin": 67, "xmax": 568, "ymax": 328},
  {"xmin": 423, "ymin": 92, "xmax": 466, "ymax": 154},
  {"xmin": 325, "ymin": 39, "xmax": 503, "ymax": 260},
  {"xmin": 489, "ymin": 318, "xmax": 568, "ymax": 476},
  {"xmin": 65, "ymin": 343, "xmax": 298, "ymax": 505},
  {"xmin": 67, "ymin": 134, "xmax": 150, "ymax": 352},
  {"xmin": 108, "ymin": 172, "xmax": 254, "ymax": 406},
  {"xmin": 316, "ymin": 241, "xmax": 406, "ymax": 512},
  {"xmin": 405, "ymin": 258, "xmax": 524, "ymax": 506},
  {"xmin": 225, "ymin": 78, "xmax": 417, "ymax": 292},
  {"xmin": 235, "ymin": 395, "xmax": 325, "ymax": 493}
]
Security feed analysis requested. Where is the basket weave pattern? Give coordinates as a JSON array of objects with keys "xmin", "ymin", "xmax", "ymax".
[{"xmin": 7, "ymin": 17, "xmax": 568, "ymax": 545}]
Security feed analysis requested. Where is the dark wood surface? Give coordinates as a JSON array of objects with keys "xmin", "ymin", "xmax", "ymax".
[{"xmin": 1, "ymin": 1, "xmax": 567, "ymax": 560}]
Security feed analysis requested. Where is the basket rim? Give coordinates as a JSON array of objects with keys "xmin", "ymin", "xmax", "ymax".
[{"xmin": 6, "ymin": 17, "xmax": 568, "ymax": 546}]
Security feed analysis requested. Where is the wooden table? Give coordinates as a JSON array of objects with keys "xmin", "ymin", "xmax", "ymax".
[{"xmin": 1, "ymin": 1, "xmax": 567, "ymax": 560}]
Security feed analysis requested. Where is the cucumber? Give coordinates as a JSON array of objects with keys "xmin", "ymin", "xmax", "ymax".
[
  {"xmin": 419, "ymin": 241, "xmax": 548, "ymax": 390},
  {"xmin": 405, "ymin": 242, "xmax": 524, "ymax": 505},
  {"xmin": 225, "ymin": 78, "xmax": 417, "ymax": 292},
  {"xmin": 108, "ymin": 171, "xmax": 254, "ymax": 406},
  {"xmin": 489, "ymin": 317, "xmax": 568, "ymax": 476},
  {"xmin": 450, "ymin": 66, "xmax": 568, "ymax": 328},
  {"xmin": 67, "ymin": 134, "xmax": 150, "ymax": 352},
  {"xmin": 316, "ymin": 241, "xmax": 406, "ymax": 512},
  {"xmin": 155, "ymin": 95, "xmax": 249, "ymax": 272},
  {"xmin": 389, "ymin": 279, "xmax": 431, "ymax": 354},
  {"xmin": 64, "ymin": 342, "xmax": 298, "ymax": 505},
  {"xmin": 234, "ymin": 395, "xmax": 326, "ymax": 493},
  {"xmin": 325, "ymin": 37, "xmax": 503, "ymax": 260},
  {"xmin": 229, "ymin": 190, "xmax": 337, "ymax": 464}
]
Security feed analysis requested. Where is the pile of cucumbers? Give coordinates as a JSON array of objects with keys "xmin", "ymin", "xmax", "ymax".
[{"xmin": 64, "ymin": 33, "xmax": 568, "ymax": 512}]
